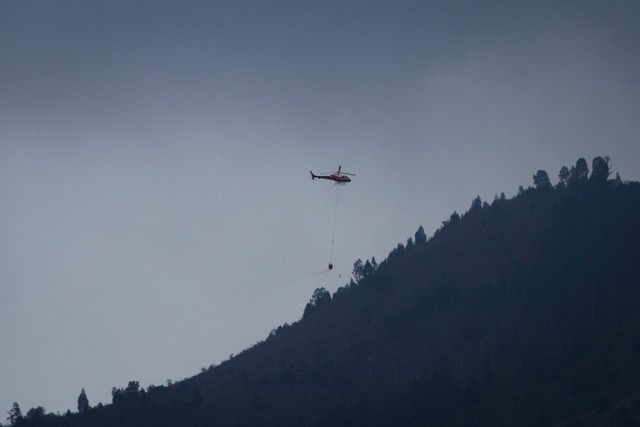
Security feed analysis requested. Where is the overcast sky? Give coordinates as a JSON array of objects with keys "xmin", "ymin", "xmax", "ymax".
[{"xmin": 2, "ymin": 0, "xmax": 639, "ymax": 415}]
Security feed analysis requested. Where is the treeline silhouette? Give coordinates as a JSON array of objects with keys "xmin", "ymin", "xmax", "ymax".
[{"xmin": 6, "ymin": 156, "xmax": 640, "ymax": 426}]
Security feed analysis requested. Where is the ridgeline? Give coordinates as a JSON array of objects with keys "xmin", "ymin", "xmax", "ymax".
[{"xmin": 8, "ymin": 157, "xmax": 640, "ymax": 427}]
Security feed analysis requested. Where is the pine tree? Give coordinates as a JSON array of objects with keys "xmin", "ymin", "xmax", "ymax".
[
  {"xmin": 415, "ymin": 226, "xmax": 427, "ymax": 245},
  {"xmin": 569, "ymin": 158, "xmax": 589, "ymax": 185},
  {"xmin": 469, "ymin": 196, "xmax": 482, "ymax": 214},
  {"xmin": 533, "ymin": 170, "xmax": 552, "ymax": 190},
  {"xmin": 590, "ymin": 156, "xmax": 611, "ymax": 183},
  {"xmin": 7, "ymin": 402, "xmax": 22, "ymax": 426},
  {"xmin": 78, "ymin": 388, "xmax": 90, "ymax": 413},
  {"xmin": 558, "ymin": 166, "xmax": 570, "ymax": 188}
]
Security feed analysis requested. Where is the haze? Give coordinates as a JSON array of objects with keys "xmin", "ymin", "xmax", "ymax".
[{"xmin": 1, "ymin": 0, "xmax": 639, "ymax": 415}]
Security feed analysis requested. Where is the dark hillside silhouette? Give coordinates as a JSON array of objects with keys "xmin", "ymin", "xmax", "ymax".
[{"xmin": 8, "ymin": 157, "xmax": 640, "ymax": 427}]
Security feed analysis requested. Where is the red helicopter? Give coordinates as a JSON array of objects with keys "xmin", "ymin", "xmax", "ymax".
[{"xmin": 310, "ymin": 165, "xmax": 355, "ymax": 184}]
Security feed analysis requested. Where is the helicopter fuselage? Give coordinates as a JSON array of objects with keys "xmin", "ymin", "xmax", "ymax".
[{"xmin": 310, "ymin": 171, "xmax": 351, "ymax": 183}]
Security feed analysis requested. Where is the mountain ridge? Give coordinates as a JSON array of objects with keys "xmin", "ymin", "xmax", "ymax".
[{"xmin": 9, "ymin": 158, "xmax": 640, "ymax": 426}]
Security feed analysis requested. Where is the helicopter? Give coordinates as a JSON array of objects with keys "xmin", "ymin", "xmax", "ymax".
[{"xmin": 310, "ymin": 165, "xmax": 355, "ymax": 184}]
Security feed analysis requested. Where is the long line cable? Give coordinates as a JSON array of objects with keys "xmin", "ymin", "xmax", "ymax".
[{"xmin": 328, "ymin": 185, "xmax": 340, "ymax": 267}]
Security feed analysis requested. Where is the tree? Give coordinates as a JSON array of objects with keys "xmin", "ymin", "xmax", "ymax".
[
  {"xmin": 352, "ymin": 259, "xmax": 364, "ymax": 283},
  {"xmin": 387, "ymin": 243, "xmax": 406, "ymax": 262},
  {"xmin": 406, "ymin": 237, "xmax": 415, "ymax": 250},
  {"xmin": 111, "ymin": 387, "xmax": 123, "ymax": 404},
  {"xmin": 7, "ymin": 402, "xmax": 22, "ymax": 426},
  {"xmin": 77, "ymin": 388, "xmax": 90, "ymax": 413},
  {"xmin": 304, "ymin": 288, "xmax": 331, "ymax": 317},
  {"xmin": 124, "ymin": 381, "xmax": 141, "ymax": 398},
  {"xmin": 558, "ymin": 166, "xmax": 570, "ymax": 188},
  {"xmin": 590, "ymin": 156, "xmax": 611, "ymax": 183},
  {"xmin": 26, "ymin": 407, "xmax": 45, "ymax": 421},
  {"xmin": 569, "ymin": 158, "xmax": 589, "ymax": 185},
  {"xmin": 415, "ymin": 226, "xmax": 427, "ymax": 245},
  {"xmin": 469, "ymin": 196, "xmax": 482, "ymax": 214},
  {"xmin": 614, "ymin": 172, "xmax": 622, "ymax": 185},
  {"xmin": 533, "ymin": 170, "xmax": 552, "ymax": 190},
  {"xmin": 363, "ymin": 259, "xmax": 377, "ymax": 279}
]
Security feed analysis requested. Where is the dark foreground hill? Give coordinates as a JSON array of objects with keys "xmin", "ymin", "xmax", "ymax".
[{"xmin": 10, "ymin": 162, "xmax": 640, "ymax": 427}]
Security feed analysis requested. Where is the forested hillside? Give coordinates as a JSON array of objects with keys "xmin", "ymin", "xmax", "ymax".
[{"xmin": 8, "ymin": 157, "xmax": 640, "ymax": 427}]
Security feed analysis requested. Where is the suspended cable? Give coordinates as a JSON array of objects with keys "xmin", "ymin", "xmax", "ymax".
[
  {"xmin": 309, "ymin": 165, "xmax": 354, "ymax": 271},
  {"xmin": 328, "ymin": 184, "xmax": 340, "ymax": 270}
]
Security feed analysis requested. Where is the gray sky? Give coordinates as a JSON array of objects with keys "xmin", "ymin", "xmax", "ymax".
[{"xmin": 2, "ymin": 0, "xmax": 639, "ymax": 415}]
